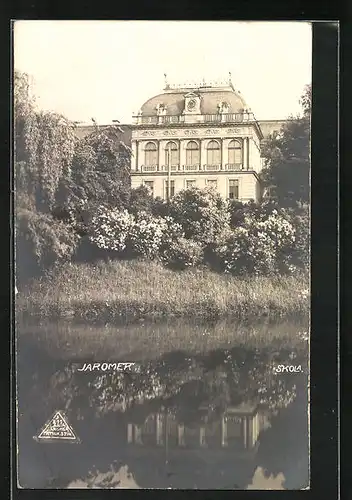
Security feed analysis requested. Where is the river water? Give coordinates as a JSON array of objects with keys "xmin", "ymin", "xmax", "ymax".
[{"xmin": 16, "ymin": 317, "xmax": 309, "ymax": 489}]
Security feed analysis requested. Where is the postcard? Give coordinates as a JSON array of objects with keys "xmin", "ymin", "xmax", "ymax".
[{"xmin": 14, "ymin": 20, "xmax": 312, "ymax": 489}]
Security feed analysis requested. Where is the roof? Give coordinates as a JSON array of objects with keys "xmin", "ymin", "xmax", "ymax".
[
  {"xmin": 74, "ymin": 120, "xmax": 289, "ymax": 143},
  {"xmin": 257, "ymin": 119, "xmax": 291, "ymax": 138},
  {"xmin": 74, "ymin": 124, "xmax": 132, "ymax": 144},
  {"xmin": 140, "ymin": 87, "xmax": 247, "ymax": 116}
]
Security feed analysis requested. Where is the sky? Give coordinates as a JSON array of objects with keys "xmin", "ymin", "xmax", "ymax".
[{"xmin": 14, "ymin": 21, "xmax": 312, "ymax": 124}]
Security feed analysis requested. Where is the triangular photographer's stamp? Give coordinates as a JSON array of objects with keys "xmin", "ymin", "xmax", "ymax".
[{"xmin": 33, "ymin": 410, "xmax": 81, "ymax": 443}]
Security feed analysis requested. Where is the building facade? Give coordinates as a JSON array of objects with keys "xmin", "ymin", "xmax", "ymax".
[
  {"xmin": 126, "ymin": 403, "xmax": 270, "ymax": 455},
  {"xmin": 130, "ymin": 77, "xmax": 265, "ymax": 202}
]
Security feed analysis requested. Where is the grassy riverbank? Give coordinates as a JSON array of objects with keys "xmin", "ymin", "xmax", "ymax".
[{"xmin": 17, "ymin": 260, "xmax": 309, "ymax": 323}]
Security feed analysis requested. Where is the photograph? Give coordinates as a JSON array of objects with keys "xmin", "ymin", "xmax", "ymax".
[{"xmin": 14, "ymin": 20, "xmax": 311, "ymax": 489}]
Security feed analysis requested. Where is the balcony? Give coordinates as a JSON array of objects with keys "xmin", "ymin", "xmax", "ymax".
[
  {"xmin": 133, "ymin": 112, "xmax": 255, "ymax": 125},
  {"xmin": 204, "ymin": 164, "xmax": 221, "ymax": 171},
  {"xmin": 139, "ymin": 164, "xmax": 244, "ymax": 173}
]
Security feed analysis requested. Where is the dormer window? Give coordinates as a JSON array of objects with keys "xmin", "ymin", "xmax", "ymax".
[
  {"xmin": 156, "ymin": 103, "xmax": 167, "ymax": 115},
  {"xmin": 218, "ymin": 101, "xmax": 229, "ymax": 113},
  {"xmin": 184, "ymin": 92, "xmax": 201, "ymax": 115}
]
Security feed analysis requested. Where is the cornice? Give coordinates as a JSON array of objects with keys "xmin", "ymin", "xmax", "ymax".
[
  {"xmin": 132, "ymin": 121, "xmax": 259, "ymax": 131},
  {"xmin": 131, "ymin": 170, "xmax": 260, "ymax": 180}
]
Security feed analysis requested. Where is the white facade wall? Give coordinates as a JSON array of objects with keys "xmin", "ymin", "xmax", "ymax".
[{"xmin": 130, "ymin": 123, "xmax": 262, "ymax": 201}]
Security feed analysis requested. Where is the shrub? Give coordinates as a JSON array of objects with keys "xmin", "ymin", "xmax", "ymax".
[
  {"xmin": 127, "ymin": 212, "xmax": 168, "ymax": 259},
  {"xmin": 89, "ymin": 206, "xmax": 184, "ymax": 261},
  {"xmin": 160, "ymin": 237, "xmax": 204, "ymax": 269},
  {"xmin": 168, "ymin": 187, "xmax": 231, "ymax": 245},
  {"xmin": 214, "ymin": 209, "xmax": 296, "ymax": 276},
  {"xmin": 16, "ymin": 207, "xmax": 80, "ymax": 283},
  {"xmin": 289, "ymin": 205, "xmax": 310, "ymax": 270},
  {"xmin": 128, "ymin": 212, "xmax": 184, "ymax": 260},
  {"xmin": 89, "ymin": 206, "xmax": 135, "ymax": 253}
]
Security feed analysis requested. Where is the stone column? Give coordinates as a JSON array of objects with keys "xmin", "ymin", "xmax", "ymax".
[
  {"xmin": 200, "ymin": 426, "xmax": 206, "ymax": 447},
  {"xmin": 201, "ymin": 139, "xmax": 208, "ymax": 170},
  {"xmin": 242, "ymin": 138, "xmax": 247, "ymax": 170},
  {"xmin": 156, "ymin": 413, "xmax": 163, "ymax": 446},
  {"xmin": 246, "ymin": 137, "xmax": 250, "ymax": 170},
  {"xmin": 221, "ymin": 138, "xmax": 227, "ymax": 170},
  {"xmin": 177, "ymin": 139, "xmax": 182, "ymax": 171},
  {"xmin": 253, "ymin": 413, "xmax": 258, "ymax": 443},
  {"xmin": 242, "ymin": 417, "xmax": 247, "ymax": 449},
  {"xmin": 247, "ymin": 415, "xmax": 253, "ymax": 448},
  {"xmin": 221, "ymin": 416, "xmax": 228, "ymax": 447},
  {"xmin": 179, "ymin": 140, "xmax": 187, "ymax": 170},
  {"xmin": 127, "ymin": 423, "xmax": 133, "ymax": 443},
  {"xmin": 159, "ymin": 140, "xmax": 166, "ymax": 172},
  {"xmin": 177, "ymin": 424, "xmax": 185, "ymax": 446},
  {"xmin": 137, "ymin": 141, "xmax": 144, "ymax": 172},
  {"xmin": 131, "ymin": 141, "xmax": 137, "ymax": 171},
  {"xmin": 156, "ymin": 140, "xmax": 160, "ymax": 171},
  {"xmin": 134, "ymin": 425, "xmax": 142, "ymax": 444},
  {"xmin": 135, "ymin": 140, "xmax": 139, "ymax": 171}
]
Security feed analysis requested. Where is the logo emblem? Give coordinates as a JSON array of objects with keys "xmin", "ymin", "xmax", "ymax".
[
  {"xmin": 33, "ymin": 410, "xmax": 80, "ymax": 443},
  {"xmin": 187, "ymin": 99, "xmax": 196, "ymax": 110}
]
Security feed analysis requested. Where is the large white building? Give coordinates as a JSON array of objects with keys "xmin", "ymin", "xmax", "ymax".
[
  {"xmin": 130, "ymin": 77, "xmax": 265, "ymax": 202},
  {"xmin": 75, "ymin": 78, "xmax": 288, "ymax": 202}
]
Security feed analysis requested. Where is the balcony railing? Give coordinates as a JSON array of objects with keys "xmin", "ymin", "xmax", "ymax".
[
  {"xmin": 141, "ymin": 164, "xmax": 159, "ymax": 171},
  {"xmin": 133, "ymin": 112, "xmax": 255, "ymax": 125},
  {"xmin": 225, "ymin": 163, "xmax": 243, "ymax": 170},
  {"xmin": 139, "ymin": 164, "xmax": 244, "ymax": 172},
  {"xmin": 205, "ymin": 164, "xmax": 221, "ymax": 171},
  {"xmin": 185, "ymin": 164, "xmax": 200, "ymax": 171}
]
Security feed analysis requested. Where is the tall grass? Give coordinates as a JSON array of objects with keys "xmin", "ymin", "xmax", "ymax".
[
  {"xmin": 18, "ymin": 317, "xmax": 309, "ymax": 361},
  {"xmin": 16, "ymin": 260, "xmax": 310, "ymax": 322}
]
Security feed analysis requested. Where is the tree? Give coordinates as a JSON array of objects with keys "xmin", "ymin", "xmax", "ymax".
[
  {"xmin": 14, "ymin": 72, "xmax": 134, "ymax": 276},
  {"xmin": 55, "ymin": 123, "xmax": 132, "ymax": 215},
  {"xmin": 15, "ymin": 71, "xmax": 77, "ymax": 213},
  {"xmin": 260, "ymin": 85, "xmax": 311, "ymax": 208},
  {"xmin": 15, "ymin": 71, "xmax": 81, "ymax": 282}
]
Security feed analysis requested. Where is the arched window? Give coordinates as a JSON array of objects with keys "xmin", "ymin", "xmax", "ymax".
[
  {"xmin": 165, "ymin": 141, "xmax": 179, "ymax": 166},
  {"xmin": 145, "ymin": 142, "xmax": 157, "ymax": 166},
  {"xmin": 228, "ymin": 139, "xmax": 242, "ymax": 166},
  {"xmin": 207, "ymin": 140, "xmax": 221, "ymax": 165},
  {"xmin": 186, "ymin": 141, "xmax": 200, "ymax": 166}
]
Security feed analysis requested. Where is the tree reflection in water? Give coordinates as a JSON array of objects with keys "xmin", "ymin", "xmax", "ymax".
[{"xmin": 17, "ymin": 335, "xmax": 308, "ymax": 489}]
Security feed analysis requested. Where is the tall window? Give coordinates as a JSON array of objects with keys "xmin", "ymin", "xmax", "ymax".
[
  {"xmin": 207, "ymin": 140, "xmax": 221, "ymax": 165},
  {"xmin": 186, "ymin": 141, "xmax": 200, "ymax": 165},
  {"xmin": 165, "ymin": 141, "xmax": 179, "ymax": 166},
  {"xmin": 165, "ymin": 180, "xmax": 175, "ymax": 198},
  {"xmin": 228, "ymin": 140, "xmax": 242, "ymax": 166},
  {"xmin": 145, "ymin": 142, "xmax": 157, "ymax": 166},
  {"xmin": 144, "ymin": 181, "xmax": 154, "ymax": 197},
  {"xmin": 186, "ymin": 179, "xmax": 196, "ymax": 189},
  {"xmin": 228, "ymin": 179, "xmax": 239, "ymax": 200},
  {"xmin": 207, "ymin": 179, "xmax": 218, "ymax": 189}
]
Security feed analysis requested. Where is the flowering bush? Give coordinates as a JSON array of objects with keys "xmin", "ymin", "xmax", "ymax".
[
  {"xmin": 89, "ymin": 206, "xmax": 184, "ymax": 261},
  {"xmin": 290, "ymin": 205, "xmax": 310, "ymax": 270},
  {"xmin": 128, "ymin": 212, "xmax": 183, "ymax": 259},
  {"xmin": 89, "ymin": 206, "xmax": 134, "ymax": 252},
  {"xmin": 88, "ymin": 195, "xmax": 308, "ymax": 277},
  {"xmin": 214, "ymin": 209, "xmax": 296, "ymax": 275},
  {"xmin": 161, "ymin": 237, "xmax": 204, "ymax": 269},
  {"xmin": 169, "ymin": 187, "xmax": 231, "ymax": 245}
]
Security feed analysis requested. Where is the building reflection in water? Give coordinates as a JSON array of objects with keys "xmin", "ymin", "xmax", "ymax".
[
  {"xmin": 17, "ymin": 321, "xmax": 309, "ymax": 489},
  {"xmin": 126, "ymin": 403, "xmax": 270, "ymax": 457}
]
